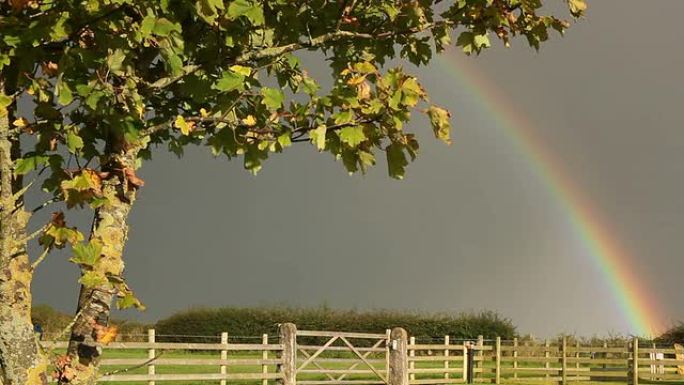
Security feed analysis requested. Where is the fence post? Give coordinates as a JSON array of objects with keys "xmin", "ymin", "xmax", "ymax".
[
  {"xmin": 389, "ymin": 327, "xmax": 409, "ymax": 385},
  {"xmin": 575, "ymin": 341, "xmax": 580, "ymax": 379},
  {"xmin": 263, "ymin": 334, "xmax": 269, "ymax": 385},
  {"xmin": 409, "ymin": 336, "xmax": 416, "ymax": 382},
  {"xmin": 495, "ymin": 337, "xmax": 501, "ymax": 384},
  {"xmin": 463, "ymin": 341, "xmax": 469, "ymax": 384},
  {"xmin": 561, "ymin": 337, "xmax": 567, "ymax": 385},
  {"xmin": 632, "ymin": 337, "xmax": 639, "ymax": 385},
  {"xmin": 544, "ymin": 339, "xmax": 550, "ymax": 381},
  {"xmin": 476, "ymin": 335, "xmax": 483, "ymax": 383},
  {"xmin": 444, "ymin": 335, "xmax": 450, "ymax": 381},
  {"xmin": 278, "ymin": 323, "xmax": 297, "ymax": 385},
  {"xmin": 512, "ymin": 337, "xmax": 518, "ymax": 380},
  {"xmin": 148, "ymin": 329, "xmax": 155, "ymax": 385},
  {"xmin": 387, "ymin": 329, "xmax": 392, "ymax": 382},
  {"xmin": 467, "ymin": 342, "xmax": 475, "ymax": 384},
  {"xmin": 603, "ymin": 341, "xmax": 608, "ymax": 371},
  {"xmin": 220, "ymin": 332, "xmax": 228, "ymax": 385}
]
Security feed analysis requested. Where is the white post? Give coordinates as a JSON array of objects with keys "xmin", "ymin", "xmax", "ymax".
[
  {"xmin": 444, "ymin": 335, "xmax": 450, "ymax": 380},
  {"xmin": 409, "ymin": 336, "xmax": 416, "ymax": 382},
  {"xmin": 513, "ymin": 337, "xmax": 518, "ymax": 380},
  {"xmin": 148, "ymin": 329, "xmax": 155, "ymax": 385},
  {"xmin": 462, "ymin": 341, "xmax": 468, "ymax": 383},
  {"xmin": 263, "ymin": 334, "xmax": 269, "ymax": 385},
  {"xmin": 220, "ymin": 332, "xmax": 228, "ymax": 385}
]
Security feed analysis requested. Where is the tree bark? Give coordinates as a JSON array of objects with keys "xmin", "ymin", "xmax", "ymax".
[
  {"xmin": 63, "ymin": 148, "xmax": 140, "ymax": 385},
  {"xmin": 0, "ymin": 83, "xmax": 48, "ymax": 385}
]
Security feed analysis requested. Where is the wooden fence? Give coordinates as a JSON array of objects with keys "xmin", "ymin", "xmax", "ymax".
[{"xmin": 43, "ymin": 326, "xmax": 684, "ymax": 385}]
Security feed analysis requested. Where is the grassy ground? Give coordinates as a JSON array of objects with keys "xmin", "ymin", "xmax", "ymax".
[{"xmin": 46, "ymin": 349, "xmax": 674, "ymax": 385}]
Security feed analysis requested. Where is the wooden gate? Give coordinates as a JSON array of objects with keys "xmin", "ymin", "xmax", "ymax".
[{"xmin": 295, "ymin": 330, "xmax": 391, "ymax": 385}]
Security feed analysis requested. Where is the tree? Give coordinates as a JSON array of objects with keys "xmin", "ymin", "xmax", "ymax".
[{"xmin": 0, "ymin": 0, "xmax": 586, "ymax": 384}]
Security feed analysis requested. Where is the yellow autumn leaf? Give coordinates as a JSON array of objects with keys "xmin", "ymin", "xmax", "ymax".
[
  {"xmin": 200, "ymin": 108, "xmax": 209, "ymax": 118},
  {"xmin": 357, "ymin": 81, "xmax": 371, "ymax": 100},
  {"xmin": 242, "ymin": 115, "xmax": 257, "ymax": 127},
  {"xmin": 174, "ymin": 115, "xmax": 195, "ymax": 135},
  {"xmin": 346, "ymin": 75, "xmax": 367, "ymax": 86},
  {"xmin": 12, "ymin": 118, "xmax": 28, "ymax": 128}
]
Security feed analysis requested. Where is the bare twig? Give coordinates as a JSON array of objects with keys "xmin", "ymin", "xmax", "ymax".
[
  {"xmin": 20, "ymin": 223, "xmax": 49, "ymax": 246},
  {"xmin": 30, "ymin": 247, "xmax": 50, "ymax": 271},
  {"xmin": 100, "ymin": 351, "xmax": 166, "ymax": 377}
]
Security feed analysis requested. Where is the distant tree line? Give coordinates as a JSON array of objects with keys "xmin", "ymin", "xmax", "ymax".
[
  {"xmin": 154, "ymin": 306, "xmax": 517, "ymax": 342},
  {"xmin": 31, "ymin": 305, "xmax": 150, "ymax": 341}
]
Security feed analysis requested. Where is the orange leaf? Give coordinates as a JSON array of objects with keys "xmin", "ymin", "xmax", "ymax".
[{"xmin": 95, "ymin": 325, "xmax": 118, "ymax": 345}]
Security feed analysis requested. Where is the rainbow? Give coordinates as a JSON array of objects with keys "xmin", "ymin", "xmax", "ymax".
[{"xmin": 435, "ymin": 53, "xmax": 664, "ymax": 337}]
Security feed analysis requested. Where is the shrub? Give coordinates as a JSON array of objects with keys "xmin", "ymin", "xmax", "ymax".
[
  {"xmin": 155, "ymin": 306, "xmax": 516, "ymax": 342},
  {"xmin": 656, "ymin": 322, "xmax": 684, "ymax": 345}
]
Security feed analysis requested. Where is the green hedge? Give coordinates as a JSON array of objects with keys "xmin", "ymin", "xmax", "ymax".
[
  {"xmin": 155, "ymin": 306, "xmax": 516, "ymax": 342},
  {"xmin": 655, "ymin": 322, "xmax": 684, "ymax": 344}
]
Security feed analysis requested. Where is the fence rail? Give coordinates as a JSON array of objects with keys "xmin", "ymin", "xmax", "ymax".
[{"xmin": 42, "ymin": 326, "xmax": 684, "ymax": 385}]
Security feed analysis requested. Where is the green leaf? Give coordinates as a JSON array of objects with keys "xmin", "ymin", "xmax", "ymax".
[
  {"xmin": 300, "ymin": 76, "xmax": 319, "ymax": 96},
  {"xmin": 215, "ymin": 70, "xmax": 245, "ymax": 92},
  {"xmin": 427, "ymin": 106, "xmax": 452, "ymax": 144},
  {"xmin": 333, "ymin": 110, "xmax": 354, "ymax": 125},
  {"xmin": 107, "ymin": 49, "xmax": 126, "ymax": 74},
  {"xmin": 152, "ymin": 18, "xmax": 180, "ymax": 36},
  {"xmin": 310, "ymin": 125, "xmax": 327, "ymax": 151},
  {"xmin": 358, "ymin": 150, "xmax": 376, "ymax": 172},
  {"xmin": 353, "ymin": 62, "xmax": 377, "ymax": 74},
  {"xmin": 14, "ymin": 155, "xmax": 49, "ymax": 175},
  {"xmin": 70, "ymin": 240, "xmax": 103, "ymax": 267},
  {"xmin": 456, "ymin": 32, "xmax": 475, "ymax": 54},
  {"xmin": 56, "ymin": 78, "xmax": 73, "ymax": 106},
  {"xmin": 473, "ymin": 34, "xmax": 491, "ymax": 49},
  {"xmin": 229, "ymin": 65, "xmax": 252, "ymax": 77},
  {"xmin": 49, "ymin": 12, "xmax": 70, "ymax": 42},
  {"xmin": 382, "ymin": 3, "xmax": 400, "ymax": 21},
  {"xmin": 117, "ymin": 292, "xmax": 145, "ymax": 310},
  {"xmin": 0, "ymin": 93, "xmax": 11, "ymax": 117},
  {"xmin": 66, "ymin": 130, "xmax": 84, "ymax": 153},
  {"xmin": 386, "ymin": 143, "xmax": 408, "ymax": 180},
  {"xmin": 400, "ymin": 77, "xmax": 424, "ymax": 107},
  {"xmin": 338, "ymin": 126, "xmax": 365, "ymax": 148},
  {"xmin": 79, "ymin": 271, "xmax": 109, "ymax": 288},
  {"xmin": 261, "ymin": 87, "xmax": 284, "ymax": 110},
  {"xmin": 277, "ymin": 133, "xmax": 292, "ymax": 148},
  {"xmin": 228, "ymin": 0, "xmax": 264, "ymax": 25},
  {"xmin": 140, "ymin": 14, "xmax": 156, "ymax": 37}
]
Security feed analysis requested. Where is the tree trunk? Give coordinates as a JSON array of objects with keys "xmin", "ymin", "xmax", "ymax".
[
  {"xmin": 0, "ymin": 92, "xmax": 48, "ymax": 384},
  {"xmin": 63, "ymin": 149, "xmax": 140, "ymax": 385},
  {"xmin": 0, "ymin": 209, "xmax": 48, "ymax": 385}
]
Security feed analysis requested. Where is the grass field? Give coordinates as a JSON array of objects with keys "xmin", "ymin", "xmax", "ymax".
[{"xmin": 71, "ymin": 349, "xmax": 649, "ymax": 385}]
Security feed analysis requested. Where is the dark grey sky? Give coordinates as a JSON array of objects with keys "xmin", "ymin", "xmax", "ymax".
[{"xmin": 32, "ymin": 0, "xmax": 684, "ymax": 337}]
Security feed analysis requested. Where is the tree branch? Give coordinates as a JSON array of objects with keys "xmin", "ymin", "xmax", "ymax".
[
  {"xmin": 30, "ymin": 246, "xmax": 50, "ymax": 271},
  {"xmin": 20, "ymin": 223, "xmax": 49, "ymax": 246},
  {"xmin": 234, "ymin": 20, "xmax": 454, "ymax": 64}
]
